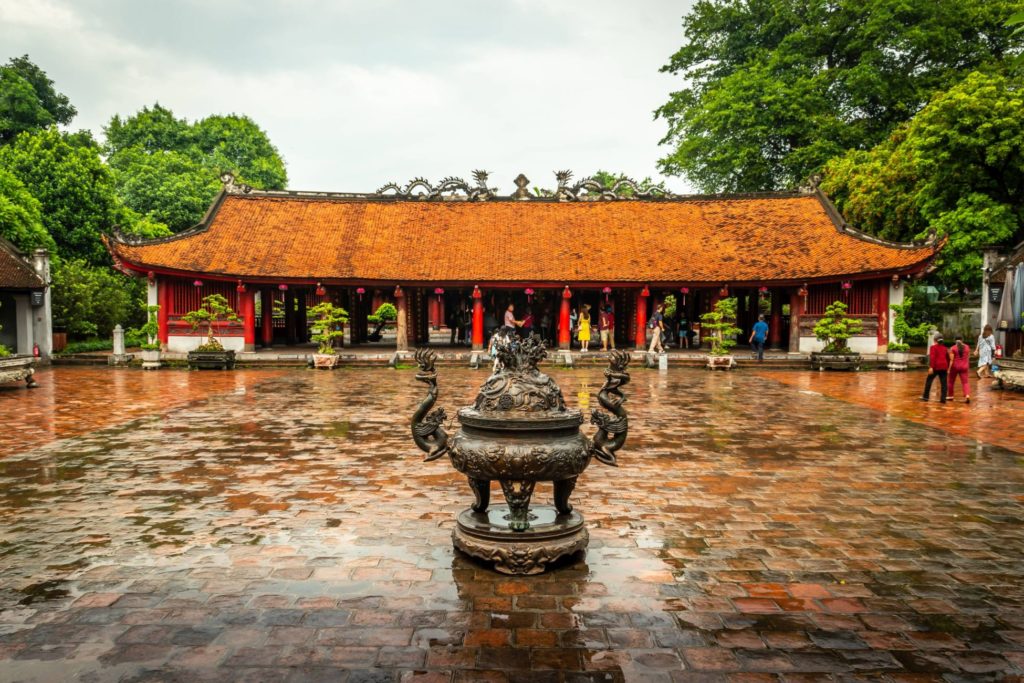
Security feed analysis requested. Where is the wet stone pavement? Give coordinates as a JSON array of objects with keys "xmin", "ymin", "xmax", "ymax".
[{"xmin": 0, "ymin": 366, "xmax": 1023, "ymax": 683}]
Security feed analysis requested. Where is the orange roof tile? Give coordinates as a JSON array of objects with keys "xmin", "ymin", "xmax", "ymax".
[
  {"xmin": 0, "ymin": 239, "xmax": 44, "ymax": 290},
  {"xmin": 108, "ymin": 191, "xmax": 939, "ymax": 285}
]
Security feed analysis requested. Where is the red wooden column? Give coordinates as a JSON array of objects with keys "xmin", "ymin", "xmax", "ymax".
[
  {"xmin": 436, "ymin": 292, "xmax": 445, "ymax": 331},
  {"xmin": 789, "ymin": 288, "xmax": 805, "ymax": 353},
  {"xmin": 261, "ymin": 289, "xmax": 274, "ymax": 347},
  {"xmin": 157, "ymin": 277, "xmax": 169, "ymax": 349},
  {"xmin": 634, "ymin": 286, "xmax": 649, "ymax": 349},
  {"xmin": 471, "ymin": 285, "xmax": 484, "ymax": 350},
  {"xmin": 558, "ymin": 286, "xmax": 572, "ymax": 350},
  {"xmin": 241, "ymin": 288, "xmax": 256, "ymax": 351},
  {"xmin": 769, "ymin": 289, "xmax": 784, "ymax": 349},
  {"xmin": 876, "ymin": 280, "xmax": 889, "ymax": 350}
]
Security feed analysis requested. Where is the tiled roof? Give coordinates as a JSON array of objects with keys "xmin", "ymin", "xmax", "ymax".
[
  {"xmin": 0, "ymin": 240, "xmax": 44, "ymax": 290},
  {"xmin": 108, "ymin": 192, "xmax": 939, "ymax": 284}
]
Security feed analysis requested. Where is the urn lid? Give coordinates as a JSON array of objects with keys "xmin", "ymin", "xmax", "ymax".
[{"xmin": 460, "ymin": 336, "xmax": 580, "ymax": 430}]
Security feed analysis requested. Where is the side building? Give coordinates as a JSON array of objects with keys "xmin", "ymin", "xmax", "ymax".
[
  {"xmin": 0, "ymin": 239, "xmax": 52, "ymax": 358},
  {"xmin": 105, "ymin": 173, "xmax": 941, "ymax": 355}
]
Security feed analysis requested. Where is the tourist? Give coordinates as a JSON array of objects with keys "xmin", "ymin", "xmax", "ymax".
[
  {"xmin": 569, "ymin": 307, "xmax": 579, "ymax": 347},
  {"xmin": 749, "ymin": 314, "xmax": 769, "ymax": 362},
  {"xmin": 948, "ymin": 335, "xmax": 971, "ymax": 403},
  {"xmin": 921, "ymin": 332, "xmax": 949, "ymax": 403},
  {"xmin": 521, "ymin": 308, "xmax": 534, "ymax": 339},
  {"xmin": 503, "ymin": 303, "xmax": 522, "ymax": 334},
  {"xmin": 648, "ymin": 304, "xmax": 665, "ymax": 354},
  {"xmin": 678, "ymin": 315, "xmax": 689, "ymax": 349},
  {"xmin": 578, "ymin": 304, "xmax": 592, "ymax": 352},
  {"xmin": 976, "ymin": 324, "xmax": 996, "ymax": 379},
  {"xmin": 539, "ymin": 308, "xmax": 551, "ymax": 344},
  {"xmin": 599, "ymin": 305, "xmax": 615, "ymax": 351}
]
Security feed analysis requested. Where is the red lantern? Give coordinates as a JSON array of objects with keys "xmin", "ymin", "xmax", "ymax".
[
  {"xmin": 394, "ymin": 285, "xmax": 403, "ymax": 299},
  {"xmin": 147, "ymin": 271, "xmax": 155, "ymax": 284},
  {"xmin": 356, "ymin": 287, "xmax": 365, "ymax": 301},
  {"xmin": 236, "ymin": 280, "xmax": 246, "ymax": 293},
  {"xmin": 602, "ymin": 286, "xmax": 612, "ymax": 302},
  {"xmin": 680, "ymin": 286, "xmax": 689, "ymax": 306},
  {"xmin": 315, "ymin": 282, "xmax": 326, "ymax": 296},
  {"xmin": 278, "ymin": 283, "xmax": 288, "ymax": 291},
  {"xmin": 562, "ymin": 286, "xmax": 572, "ymax": 299},
  {"xmin": 719, "ymin": 285, "xmax": 729, "ymax": 298},
  {"xmin": 525, "ymin": 287, "xmax": 534, "ymax": 303},
  {"xmin": 473, "ymin": 285, "xmax": 482, "ymax": 300},
  {"xmin": 193, "ymin": 279, "xmax": 203, "ymax": 288},
  {"xmin": 841, "ymin": 281, "xmax": 853, "ymax": 290},
  {"xmin": 434, "ymin": 287, "xmax": 445, "ymax": 303},
  {"xmin": 798, "ymin": 284, "xmax": 808, "ymax": 298},
  {"xmin": 640, "ymin": 286, "xmax": 650, "ymax": 298}
]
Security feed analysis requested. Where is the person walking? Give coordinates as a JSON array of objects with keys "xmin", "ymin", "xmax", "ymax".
[
  {"xmin": 648, "ymin": 304, "xmax": 665, "ymax": 354},
  {"xmin": 976, "ymin": 324, "xmax": 996, "ymax": 379},
  {"xmin": 921, "ymin": 333, "xmax": 949, "ymax": 403},
  {"xmin": 503, "ymin": 303, "xmax": 522, "ymax": 335},
  {"xmin": 678, "ymin": 316, "xmax": 689, "ymax": 349},
  {"xmin": 749, "ymin": 314, "xmax": 769, "ymax": 362},
  {"xmin": 599, "ymin": 305, "xmax": 615, "ymax": 351},
  {"xmin": 521, "ymin": 308, "xmax": 534, "ymax": 339},
  {"xmin": 578, "ymin": 304, "xmax": 592, "ymax": 352},
  {"xmin": 947, "ymin": 335, "xmax": 971, "ymax": 403}
]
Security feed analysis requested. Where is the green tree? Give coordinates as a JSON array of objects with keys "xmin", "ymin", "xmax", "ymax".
[
  {"xmin": 813, "ymin": 301, "xmax": 863, "ymax": 353},
  {"xmin": 0, "ymin": 128, "xmax": 170, "ymax": 264},
  {"xmin": 105, "ymin": 106, "xmax": 287, "ymax": 231},
  {"xmin": 700, "ymin": 297, "xmax": 743, "ymax": 356},
  {"xmin": 182, "ymin": 293, "xmax": 239, "ymax": 351},
  {"xmin": 656, "ymin": 0, "xmax": 1023, "ymax": 192},
  {"xmin": 823, "ymin": 71, "xmax": 1024, "ymax": 289},
  {"xmin": 0, "ymin": 168, "xmax": 56, "ymax": 255},
  {"xmin": 0, "ymin": 55, "xmax": 76, "ymax": 144},
  {"xmin": 51, "ymin": 259, "xmax": 140, "ymax": 338}
]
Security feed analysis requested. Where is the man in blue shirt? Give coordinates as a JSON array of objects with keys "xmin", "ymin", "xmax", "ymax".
[{"xmin": 750, "ymin": 314, "xmax": 769, "ymax": 362}]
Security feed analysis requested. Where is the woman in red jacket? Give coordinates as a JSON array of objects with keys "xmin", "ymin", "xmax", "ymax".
[
  {"xmin": 921, "ymin": 333, "xmax": 948, "ymax": 403},
  {"xmin": 947, "ymin": 335, "xmax": 971, "ymax": 403}
]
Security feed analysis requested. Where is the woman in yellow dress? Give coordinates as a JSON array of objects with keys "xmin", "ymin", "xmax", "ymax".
[{"xmin": 577, "ymin": 304, "xmax": 592, "ymax": 352}]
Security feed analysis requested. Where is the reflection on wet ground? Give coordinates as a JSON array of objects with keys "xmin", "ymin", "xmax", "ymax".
[{"xmin": 1, "ymin": 366, "xmax": 1023, "ymax": 682}]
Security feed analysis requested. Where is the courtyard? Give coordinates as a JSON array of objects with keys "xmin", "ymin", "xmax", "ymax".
[{"xmin": 0, "ymin": 366, "xmax": 1022, "ymax": 682}]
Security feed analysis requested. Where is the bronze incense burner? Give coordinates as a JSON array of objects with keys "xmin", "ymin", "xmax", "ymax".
[{"xmin": 410, "ymin": 337, "xmax": 631, "ymax": 574}]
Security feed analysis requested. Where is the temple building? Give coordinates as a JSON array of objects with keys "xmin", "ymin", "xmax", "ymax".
[
  {"xmin": 105, "ymin": 172, "xmax": 942, "ymax": 356},
  {"xmin": 0, "ymin": 239, "xmax": 52, "ymax": 358}
]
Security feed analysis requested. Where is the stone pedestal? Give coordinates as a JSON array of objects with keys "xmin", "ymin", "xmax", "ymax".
[{"xmin": 453, "ymin": 506, "xmax": 587, "ymax": 575}]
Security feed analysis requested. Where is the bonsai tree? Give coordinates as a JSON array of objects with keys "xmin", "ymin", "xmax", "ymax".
[
  {"xmin": 888, "ymin": 300, "xmax": 930, "ymax": 352},
  {"xmin": 813, "ymin": 300, "xmax": 863, "ymax": 353},
  {"xmin": 368, "ymin": 302, "xmax": 397, "ymax": 324},
  {"xmin": 182, "ymin": 294, "xmax": 239, "ymax": 352},
  {"xmin": 309, "ymin": 301, "xmax": 349, "ymax": 354},
  {"xmin": 700, "ymin": 297, "xmax": 742, "ymax": 356},
  {"xmin": 129, "ymin": 304, "xmax": 161, "ymax": 351}
]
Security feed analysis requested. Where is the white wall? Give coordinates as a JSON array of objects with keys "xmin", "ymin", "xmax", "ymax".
[
  {"xmin": 799, "ymin": 335, "xmax": 879, "ymax": 354},
  {"xmin": 888, "ymin": 281, "xmax": 904, "ymax": 348},
  {"xmin": 167, "ymin": 335, "xmax": 245, "ymax": 353},
  {"xmin": 13, "ymin": 294, "xmax": 32, "ymax": 355}
]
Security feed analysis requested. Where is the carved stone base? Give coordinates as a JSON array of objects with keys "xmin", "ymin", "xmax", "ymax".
[
  {"xmin": 0, "ymin": 356, "xmax": 38, "ymax": 388},
  {"xmin": 453, "ymin": 506, "xmax": 588, "ymax": 575}
]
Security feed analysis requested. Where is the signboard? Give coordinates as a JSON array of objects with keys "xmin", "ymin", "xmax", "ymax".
[
  {"xmin": 989, "ymin": 286, "xmax": 1003, "ymax": 304},
  {"xmin": 30, "ymin": 291, "xmax": 44, "ymax": 307}
]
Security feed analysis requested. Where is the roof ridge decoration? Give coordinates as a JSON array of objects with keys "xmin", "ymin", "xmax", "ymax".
[
  {"xmin": 220, "ymin": 172, "xmax": 253, "ymax": 195},
  {"xmin": 376, "ymin": 170, "xmax": 497, "ymax": 201},
  {"xmin": 553, "ymin": 170, "xmax": 676, "ymax": 201}
]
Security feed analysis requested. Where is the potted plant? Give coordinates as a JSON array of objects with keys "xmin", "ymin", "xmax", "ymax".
[
  {"xmin": 367, "ymin": 302, "xmax": 398, "ymax": 342},
  {"xmin": 0, "ymin": 302, "xmax": 38, "ymax": 388},
  {"xmin": 310, "ymin": 301, "xmax": 349, "ymax": 369},
  {"xmin": 887, "ymin": 300, "xmax": 930, "ymax": 371},
  {"xmin": 700, "ymin": 297, "xmax": 742, "ymax": 370},
  {"xmin": 811, "ymin": 300, "xmax": 863, "ymax": 370},
  {"xmin": 130, "ymin": 304, "xmax": 162, "ymax": 370},
  {"xmin": 182, "ymin": 294, "xmax": 240, "ymax": 370}
]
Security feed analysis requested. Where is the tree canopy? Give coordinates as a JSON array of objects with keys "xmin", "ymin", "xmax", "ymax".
[
  {"xmin": 0, "ymin": 167, "xmax": 56, "ymax": 255},
  {"xmin": 0, "ymin": 55, "xmax": 76, "ymax": 144},
  {"xmin": 105, "ymin": 105, "xmax": 287, "ymax": 231},
  {"xmin": 656, "ymin": 0, "xmax": 1023, "ymax": 192}
]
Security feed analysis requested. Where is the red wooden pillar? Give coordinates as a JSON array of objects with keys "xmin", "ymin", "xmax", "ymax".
[
  {"xmin": 471, "ymin": 285, "xmax": 484, "ymax": 350},
  {"xmin": 769, "ymin": 289, "xmax": 784, "ymax": 349},
  {"xmin": 157, "ymin": 277, "xmax": 169, "ymax": 349},
  {"xmin": 558, "ymin": 286, "xmax": 572, "ymax": 350},
  {"xmin": 789, "ymin": 288, "xmax": 805, "ymax": 353},
  {"xmin": 436, "ymin": 293, "xmax": 445, "ymax": 331},
  {"xmin": 261, "ymin": 289, "xmax": 274, "ymax": 347},
  {"xmin": 429, "ymin": 295, "xmax": 439, "ymax": 330},
  {"xmin": 876, "ymin": 280, "xmax": 889, "ymax": 349},
  {"xmin": 241, "ymin": 289, "xmax": 256, "ymax": 351},
  {"xmin": 634, "ymin": 286, "xmax": 649, "ymax": 349}
]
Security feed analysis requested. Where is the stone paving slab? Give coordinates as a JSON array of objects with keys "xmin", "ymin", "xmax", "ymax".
[{"xmin": 1, "ymin": 366, "xmax": 1023, "ymax": 682}]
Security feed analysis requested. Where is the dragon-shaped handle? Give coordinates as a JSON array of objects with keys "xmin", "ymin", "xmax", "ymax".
[
  {"xmin": 589, "ymin": 349, "xmax": 630, "ymax": 466},
  {"xmin": 411, "ymin": 348, "xmax": 449, "ymax": 462}
]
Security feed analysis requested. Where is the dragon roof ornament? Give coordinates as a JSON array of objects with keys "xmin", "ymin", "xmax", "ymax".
[
  {"xmin": 375, "ymin": 171, "xmax": 675, "ymax": 201},
  {"xmin": 376, "ymin": 170, "xmax": 497, "ymax": 201}
]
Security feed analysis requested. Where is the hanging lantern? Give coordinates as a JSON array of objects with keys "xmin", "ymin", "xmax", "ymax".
[
  {"xmin": 562, "ymin": 285, "xmax": 572, "ymax": 299},
  {"xmin": 236, "ymin": 280, "xmax": 246, "ymax": 293},
  {"xmin": 798, "ymin": 284, "xmax": 808, "ymax": 298},
  {"xmin": 759, "ymin": 285, "xmax": 768, "ymax": 295},
  {"xmin": 278, "ymin": 283, "xmax": 288, "ymax": 291},
  {"xmin": 473, "ymin": 285, "xmax": 483, "ymax": 300},
  {"xmin": 841, "ymin": 281, "xmax": 853, "ymax": 290},
  {"xmin": 356, "ymin": 286, "xmax": 365, "ymax": 301},
  {"xmin": 640, "ymin": 286, "xmax": 650, "ymax": 298},
  {"xmin": 680, "ymin": 286, "xmax": 689, "ymax": 306},
  {"xmin": 193, "ymin": 279, "xmax": 204, "ymax": 288},
  {"xmin": 315, "ymin": 282, "xmax": 326, "ymax": 296},
  {"xmin": 524, "ymin": 287, "xmax": 535, "ymax": 303},
  {"xmin": 394, "ymin": 285, "xmax": 404, "ymax": 298},
  {"xmin": 602, "ymin": 286, "xmax": 612, "ymax": 302},
  {"xmin": 891, "ymin": 274, "xmax": 901, "ymax": 289},
  {"xmin": 434, "ymin": 287, "xmax": 445, "ymax": 303},
  {"xmin": 147, "ymin": 271, "xmax": 155, "ymax": 284},
  {"xmin": 719, "ymin": 285, "xmax": 729, "ymax": 298}
]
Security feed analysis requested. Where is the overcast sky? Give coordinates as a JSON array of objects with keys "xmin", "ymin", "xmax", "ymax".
[{"xmin": 1, "ymin": 0, "xmax": 696, "ymax": 194}]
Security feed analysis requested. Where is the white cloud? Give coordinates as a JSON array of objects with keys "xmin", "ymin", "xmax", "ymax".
[{"xmin": 0, "ymin": 0, "xmax": 695, "ymax": 193}]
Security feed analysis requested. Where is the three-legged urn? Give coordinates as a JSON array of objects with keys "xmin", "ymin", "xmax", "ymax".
[{"xmin": 410, "ymin": 337, "xmax": 631, "ymax": 574}]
